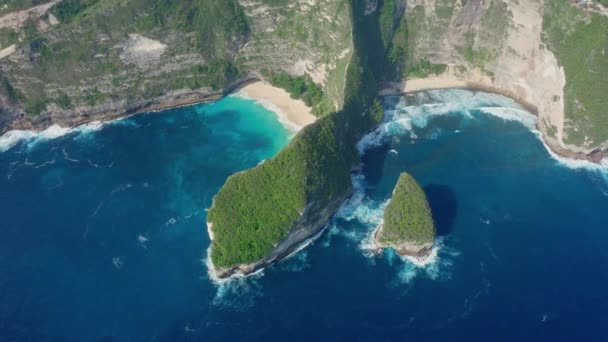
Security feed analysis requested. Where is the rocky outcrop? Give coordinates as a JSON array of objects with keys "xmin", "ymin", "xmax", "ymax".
[
  {"xmin": 208, "ymin": 192, "xmax": 349, "ymax": 279},
  {"xmin": 374, "ymin": 173, "xmax": 436, "ymax": 257}
]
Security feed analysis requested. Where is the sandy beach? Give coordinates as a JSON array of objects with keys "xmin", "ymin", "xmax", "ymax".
[
  {"xmin": 402, "ymin": 77, "xmax": 469, "ymax": 94},
  {"xmin": 237, "ymin": 81, "xmax": 317, "ymax": 131}
]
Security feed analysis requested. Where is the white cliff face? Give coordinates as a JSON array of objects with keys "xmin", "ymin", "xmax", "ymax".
[{"xmin": 402, "ymin": 0, "xmax": 570, "ymax": 152}]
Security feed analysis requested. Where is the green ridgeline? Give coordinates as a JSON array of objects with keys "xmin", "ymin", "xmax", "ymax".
[
  {"xmin": 378, "ymin": 173, "xmax": 435, "ymax": 247},
  {"xmin": 208, "ymin": 0, "xmax": 389, "ymax": 268}
]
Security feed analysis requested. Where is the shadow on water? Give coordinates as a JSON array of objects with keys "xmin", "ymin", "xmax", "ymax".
[
  {"xmin": 424, "ymin": 184, "xmax": 458, "ymax": 236},
  {"xmin": 361, "ymin": 144, "xmax": 390, "ymax": 189}
]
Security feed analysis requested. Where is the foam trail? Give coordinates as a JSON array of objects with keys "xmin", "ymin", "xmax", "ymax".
[
  {"xmin": 477, "ymin": 107, "xmax": 537, "ymax": 130},
  {"xmin": 357, "ymin": 90, "xmax": 528, "ymax": 154},
  {"xmin": 0, "ymin": 121, "xmax": 107, "ymax": 153},
  {"xmin": 211, "ymin": 275, "xmax": 263, "ymax": 310}
]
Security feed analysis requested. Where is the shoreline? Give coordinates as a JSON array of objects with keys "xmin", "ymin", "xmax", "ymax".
[
  {"xmin": 206, "ymin": 220, "xmax": 332, "ymax": 283},
  {"xmin": 370, "ymin": 224, "xmax": 437, "ymax": 267},
  {"xmin": 0, "ymin": 79, "xmax": 316, "ymax": 143},
  {"xmin": 2, "ymin": 77, "xmax": 606, "ymax": 164},
  {"xmin": 379, "ymin": 79, "xmax": 607, "ymax": 164},
  {"xmin": 235, "ymin": 81, "xmax": 317, "ymax": 131}
]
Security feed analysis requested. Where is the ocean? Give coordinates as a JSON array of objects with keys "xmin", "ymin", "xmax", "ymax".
[{"xmin": 0, "ymin": 91, "xmax": 606, "ymax": 341}]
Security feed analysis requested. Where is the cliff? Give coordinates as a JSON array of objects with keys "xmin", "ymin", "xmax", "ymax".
[
  {"xmin": 381, "ymin": 0, "xmax": 608, "ymax": 160},
  {"xmin": 207, "ymin": 0, "xmax": 387, "ymax": 278},
  {"xmin": 374, "ymin": 173, "xmax": 435, "ymax": 256},
  {"xmin": 0, "ymin": 0, "xmax": 353, "ymax": 134},
  {"xmin": 2, "ymin": 0, "xmax": 607, "ymax": 279}
]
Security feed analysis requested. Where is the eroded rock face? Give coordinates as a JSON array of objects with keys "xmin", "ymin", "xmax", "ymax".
[
  {"xmin": 0, "ymin": 0, "xmax": 352, "ymax": 132},
  {"xmin": 403, "ymin": 0, "xmax": 567, "ymax": 149},
  {"xmin": 401, "ymin": 0, "xmax": 608, "ymax": 155},
  {"xmin": 209, "ymin": 193, "xmax": 349, "ymax": 279}
]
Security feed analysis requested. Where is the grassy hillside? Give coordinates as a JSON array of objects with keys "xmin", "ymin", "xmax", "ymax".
[
  {"xmin": 1, "ymin": 0, "xmax": 250, "ymax": 116},
  {"xmin": 0, "ymin": 0, "xmax": 352, "ymax": 122},
  {"xmin": 208, "ymin": 0, "xmax": 389, "ymax": 268},
  {"xmin": 543, "ymin": 0, "xmax": 608, "ymax": 148},
  {"xmin": 379, "ymin": 173, "xmax": 435, "ymax": 246}
]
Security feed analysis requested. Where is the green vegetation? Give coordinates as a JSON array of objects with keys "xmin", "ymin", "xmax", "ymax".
[
  {"xmin": 435, "ymin": 3, "xmax": 454, "ymax": 19},
  {"xmin": 25, "ymin": 97, "xmax": 50, "ymax": 117},
  {"xmin": 51, "ymin": 0, "xmax": 99, "ymax": 22},
  {"xmin": 0, "ymin": 76, "xmax": 22, "ymax": 104},
  {"xmin": 2, "ymin": 0, "xmax": 250, "ymax": 115},
  {"xmin": 406, "ymin": 58, "xmax": 447, "ymax": 78},
  {"xmin": 268, "ymin": 72, "xmax": 324, "ymax": 114},
  {"xmin": 378, "ymin": 173, "xmax": 435, "ymax": 246},
  {"xmin": 0, "ymin": 28, "xmax": 18, "ymax": 49},
  {"xmin": 0, "ymin": 0, "xmax": 52, "ymax": 14},
  {"xmin": 379, "ymin": 0, "xmax": 396, "ymax": 50},
  {"xmin": 53, "ymin": 91, "xmax": 72, "ymax": 109},
  {"xmin": 543, "ymin": 0, "xmax": 608, "ymax": 147},
  {"xmin": 208, "ymin": 0, "xmax": 386, "ymax": 268}
]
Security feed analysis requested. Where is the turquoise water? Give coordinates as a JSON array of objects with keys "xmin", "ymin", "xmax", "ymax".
[{"xmin": 0, "ymin": 91, "xmax": 607, "ymax": 341}]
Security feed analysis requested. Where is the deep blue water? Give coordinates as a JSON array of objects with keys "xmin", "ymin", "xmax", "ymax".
[{"xmin": 0, "ymin": 91, "xmax": 607, "ymax": 341}]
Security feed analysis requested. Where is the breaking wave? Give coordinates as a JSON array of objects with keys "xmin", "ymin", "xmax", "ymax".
[
  {"xmin": 358, "ymin": 89, "xmax": 528, "ymax": 154},
  {"xmin": 0, "ymin": 121, "xmax": 106, "ymax": 153}
]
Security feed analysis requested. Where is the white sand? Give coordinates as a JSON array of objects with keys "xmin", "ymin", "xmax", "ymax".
[
  {"xmin": 237, "ymin": 81, "xmax": 317, "ymax": 131},
  {"xmin": 402, "ymin": 77, "xmax": 468, "ymax": 93}
]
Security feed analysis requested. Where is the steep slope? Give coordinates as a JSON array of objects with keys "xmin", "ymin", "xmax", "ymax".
[
  {"xmin": 375, "ymin": 173, "xmax": 435, "ymax": 256},
  {"xmin": 382, "ymin": 0, "xmax": 608, "ymax": 159},
  {"xmin": 207, "ymin": 0, "xmax": 388, "ymax": 278},
  {"xmin": 0, "ymin": 0, "xmax": 352, "ymax": 133}
]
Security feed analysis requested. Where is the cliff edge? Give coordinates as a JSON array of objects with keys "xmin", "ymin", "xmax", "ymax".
[{"xmin": 374, "ymin": 173, "xmax": 436, "ymax": 257}]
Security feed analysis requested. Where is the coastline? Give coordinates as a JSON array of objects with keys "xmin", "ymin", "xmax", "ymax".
[
  {"xmin": 379, "ymin": 79, "xmax": 607, "ymax": 164},
  {"xmin": 235, "ymin": 81, "xmax": 317, "ymax": 131},
  {"xmin": 0, "ymin": 79, "xmax": 316, "ymax": 144}
]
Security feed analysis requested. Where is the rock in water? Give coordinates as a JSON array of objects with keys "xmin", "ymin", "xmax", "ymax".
[{"xmin": 375, "ymin": 173, "xmax": 435, "ymax": 256}]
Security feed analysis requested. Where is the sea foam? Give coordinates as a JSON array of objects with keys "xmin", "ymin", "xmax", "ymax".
[{"xmin": 0, "ymin": 121, "xmax": 107, "ymax": 153}]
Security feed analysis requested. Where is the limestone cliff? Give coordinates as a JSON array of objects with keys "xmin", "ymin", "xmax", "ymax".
[
  {"xmin": 382, "ymin": 0, "xmax": 608, "ymax": 159},
  {"xmin": 0, "ymin": 0, "xmax": 352, "ymax": 134}
]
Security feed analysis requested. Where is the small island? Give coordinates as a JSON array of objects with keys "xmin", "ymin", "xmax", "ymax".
[{"xmin": 374, "ymin": 173, "xmax": 436, "ymax": 259}]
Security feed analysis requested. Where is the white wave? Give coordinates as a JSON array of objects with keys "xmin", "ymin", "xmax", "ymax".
[
  {"xmin": 359, "ymin": 89, "xmax": 530, "ymax": 154},
  {"xmin": 62, "ymin": 148, "xmax": 80, "ymax": 163},
  {"xmin": 400, "ymin": 246, "xmax": 440, "ymax": 268},
  {"xmin": 477, "ymin": 107, "xmax": 537, "ymax": 130},
  {"xmin": 0, "ymin": 125, "xmax": 70, "ymax": 152},
  {"xmin": 392, "ymin": 238, "xmax": 460, "ymax": 285},
  {"xmin": 336, "ymin": 173, "xmax": 368, "ymax": 219},
  {"xmin": 204, "ymin": 245, "xmax": 265, "ymax": 286},
  {"xmin": 76, "ymin": 121, "xmax": 104, "ymax": 134},
  {"xmin": 33, "ymin": 158, "xmax": 56, "ymax": 169},
  {"xmin": 421, "ymin": 89, "xmax": 525, "ymax": 110},
  {"xmin": 0, "ymin": 121, "xmax": 108, "ymax": 153},
  {"xmin": 211, "ymin": 271, "xmax": 264, "ymax": 310},
  {"xmin": 112, "ymin": 257, "xmax": 124, "ymax": 270},
  {"xmin": 320, "ymin": 224, "xmax": 340, "ymax": 248}
]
